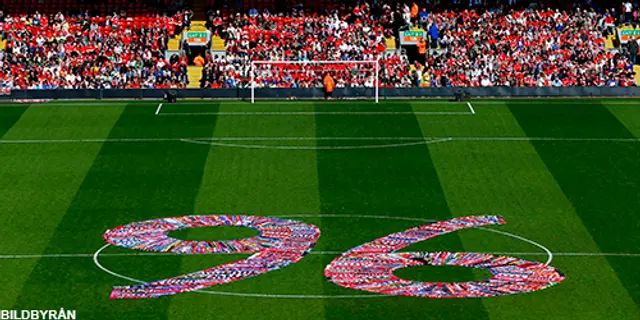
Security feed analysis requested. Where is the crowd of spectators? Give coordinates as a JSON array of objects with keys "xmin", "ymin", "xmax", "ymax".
[
  {"xmin": 198, "ymin": 1, "xmax": 636, "ymax": 88},
  {"xmin": 0, "ymin": 0, "xmax": 637, "ymax": 89},
  {"xmin": 199, "ymin": 4, "xmax": 414, "ymax": 88},
  {"xmin": 419, "ymin": 8, "xmax": 635, "ymax": 87},
  {"xmin": 0, "ymin": 9, "xmax": 191, "ymax": 89}
]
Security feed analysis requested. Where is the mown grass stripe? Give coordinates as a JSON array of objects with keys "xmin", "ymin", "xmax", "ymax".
[
  {"xmin": 0, "ymin": 104, "xmax": 28, "ymax": 138},
  {"xmin": 509, "ymin": 102, "xmax": 640, "ymax": 308},
  {"xmin": 167, "ymin": 101, "xmax": 326, "ymax": 320},
  {"xmin": 315, "ymin": 102, "xmax": 490, "ymax": 320},
  {"xmin": 0, "ymin": 106, "xmax": 124, "ymax": 307},
  {"xmin": 13, "ymin": 103, "xmax": 219, "ymax": 319},
  {"xmin": 419, "ymin": 101, "xmax": 639, "ymax": 320}
]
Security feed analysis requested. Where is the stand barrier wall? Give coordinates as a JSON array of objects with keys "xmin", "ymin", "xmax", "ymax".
[{"xmin": 1, "ymin": 87, "xmax": 640, "ymax": 101}]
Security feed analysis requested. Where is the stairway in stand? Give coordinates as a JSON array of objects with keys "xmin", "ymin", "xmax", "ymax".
[
  {"xmin": 187, "ymin": 66, "xmax": 203, "ymax": 88},
  {"xmin": 182, "ymin": 0, "xmax": 217, "ymax": 88},
  {"xmin": 168, "ymin": 34, "xmax": 182, "ymax": 51},
  {"xmin": 605, "ymin": 34, "xmax": 615, "ymax": 50},
  {"xmin": 211, "ymin": 35, "xmax": 225, "ymax": 51}
]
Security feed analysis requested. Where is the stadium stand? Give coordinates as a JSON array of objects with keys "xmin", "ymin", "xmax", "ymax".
[
  {"xmin": 0, "ymin": 0, "xmax": 638, "ymax": 89},
  {"xmin": 198, "ymin": 2, "xmax": 636, "ymax": 88},
  {"xmin": 0, "ymin": 8, "xmax": 191, "ymax": 89},
  {"xmin": 420, "ymin": 8, "xmax": 635, "ymax": 87}
]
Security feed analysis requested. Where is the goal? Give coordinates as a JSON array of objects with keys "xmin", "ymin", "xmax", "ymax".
[{"xmin": 250, "ymin": 60, "xmax": 380, "ymax": 103}]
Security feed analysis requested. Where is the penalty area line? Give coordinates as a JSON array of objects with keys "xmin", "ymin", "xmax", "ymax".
[
  {"xmin": 155, "ymin": 103, "xmax": 163, "ymax": 115},
  {"xmin": 180, "ymin": 138, "xmax": 451, "ymax": 150},
  {"xmin": 2, "ymin": 136, "xmax": 640, "ymax": 145},
  {"xmin": 467, "ymin": 101, "xmax": 476, "ymax": 114}
]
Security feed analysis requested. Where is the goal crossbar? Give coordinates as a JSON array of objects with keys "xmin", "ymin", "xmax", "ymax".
[{"xmin": 250, "ymin": 59, "xmax": 380, "ymax": 103}]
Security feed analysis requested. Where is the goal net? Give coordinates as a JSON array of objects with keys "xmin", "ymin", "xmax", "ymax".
[{"xmin": 250, "ymin": 60, "xmax": 380, "ymax": 103}]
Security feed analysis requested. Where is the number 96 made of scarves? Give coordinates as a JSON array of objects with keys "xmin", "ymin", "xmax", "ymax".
[{"xmin": 102, "ymin": 215, "xmax": 564, "ymax": 299}]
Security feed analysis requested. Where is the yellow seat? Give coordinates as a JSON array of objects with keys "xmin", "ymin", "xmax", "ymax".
[{"xmin": 385, "ymin": 37, "xmax": 396, "ymax": 51}]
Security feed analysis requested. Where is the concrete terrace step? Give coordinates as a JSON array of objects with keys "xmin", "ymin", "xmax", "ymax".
[
  {"xmin": 188, "ymin": 75, "xmax": 202, "ymax": 82},
  {"xmin": 187, "ymin": 21, "xmax": 207, "ymax": 32}
]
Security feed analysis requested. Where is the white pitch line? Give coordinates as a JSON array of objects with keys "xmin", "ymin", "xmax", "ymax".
[
  {"xmin": 0, "ymin": 251, "xmax": 337, "ymax": 259},
  {"xmin": 466, "ymin": 101, "xmax": 640, "ymax": 105},
  {"xmin": 467, "ymin": 101, "xmax": 476, "ymax": 114},
  {"xmin": 2, "ymin": 136, "xmax": 640, "ymax": 145},
  {"xmin": 158, "ymin": 111, "xmax": 473, "ymax": 116},
  {"xmin": 0, "ymin": 138, "xmax": 181, "ymax": 144},
  {"xmin": 93, "ymin": 245, "xmax": 145, "ymax": 285},
  {"xmin": 478, "ymin": 228, "xmax": 553, "ymax": 265},
  {"xmin": 3, "ymin": 251, "xmax": 639, "ymax": 260},
  {"xmin": 91, "ymin": 213, "xmax": 555, "ymax": 299},
  {"xmin": 3, "ymin": 100, "xmax": 640, "ymax": 108},
  {"xmin": 450, "ymin": 137, "xmax": 640, "ymax": 142},
  {"xmin": 91, "ymin": 243, "xmax": 385, "ymax": 299},
  {"xmin": 180, "ymin": 138, "xmax": 451, "ymax": 150},
  {"xmin": 155, "ymin": 103, "xmax": 163, "ymax": 115},
  {"xmin": 0, "ymin": 103, "xmax": 132, "ymax": 108}
]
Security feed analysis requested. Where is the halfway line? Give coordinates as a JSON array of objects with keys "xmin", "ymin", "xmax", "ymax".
[{"xmin": 1, "ymin": 251, "xmax": 639, "ymax": 259}]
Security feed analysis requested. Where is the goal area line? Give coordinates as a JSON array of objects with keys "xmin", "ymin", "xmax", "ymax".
[
  {"xmin": 154, "ymin": 101, "xmax": 476, "ymax": 116},
  {"xmin": 156, "ymin": 111, "xmax": 475, "ymax": 116}
]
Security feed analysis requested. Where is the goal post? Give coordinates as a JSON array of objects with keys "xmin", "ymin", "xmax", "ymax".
[{"xmin": 250, "ymin": 60, "xmax": 380, "ymax": 104}]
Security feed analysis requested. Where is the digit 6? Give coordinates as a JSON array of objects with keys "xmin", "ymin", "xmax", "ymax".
[{"xmin": 324, "ymin": 216, "xmax": 565, "ymax": 298}]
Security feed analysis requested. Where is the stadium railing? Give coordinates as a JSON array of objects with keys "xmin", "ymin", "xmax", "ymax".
[{"xmin": 2, "ymin": 87, "xmax": 640, "ymax": 101}]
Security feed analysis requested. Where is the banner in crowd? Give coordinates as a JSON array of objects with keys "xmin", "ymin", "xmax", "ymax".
[
  {"xmin": 400, "ymin": 30, "xmax": 425, "ymax": 45},
  {"xmin": 184, "ymin": 31, "xmax": 211, "ymax": 46},
  {"xmin": 617, "ymin": 28, "xmax": 640, "ymax": 44}
]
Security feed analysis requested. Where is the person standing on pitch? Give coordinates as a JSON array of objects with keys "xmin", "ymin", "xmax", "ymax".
[{"xmin": 324, "ymin": 73, "xmax": 335, "ymax": 100}]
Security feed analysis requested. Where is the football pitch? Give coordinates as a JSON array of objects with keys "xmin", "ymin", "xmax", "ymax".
[{"xmin": 0, "ymin": 98, "xmax": 639, "ymax": 319}]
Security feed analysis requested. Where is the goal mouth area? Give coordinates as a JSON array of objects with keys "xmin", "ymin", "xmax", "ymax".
[
  {"xmin": 250, "ymin": 60, "xmax": 380, "ymax": 103},
  {"xmin": 154, "ymin": 100, "xmax": 475, "ymax": 116}
]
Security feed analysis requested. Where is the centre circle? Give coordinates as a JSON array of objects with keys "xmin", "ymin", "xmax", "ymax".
[{"xmin": 94, "ymin": 214, "xmax": 552, "ymax": 299}]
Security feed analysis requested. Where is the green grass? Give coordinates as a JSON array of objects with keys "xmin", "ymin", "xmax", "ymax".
[
  {"xmin": 169, "ymin": 226, "xmax": 259, "ymax": 241},
  {"xmin": 394, "ymin": 265, "xmax": 491, "ymax": 282},
  {"xmin": 0, "ymin": 99, "xmax": 639, "ymax": 319}
]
